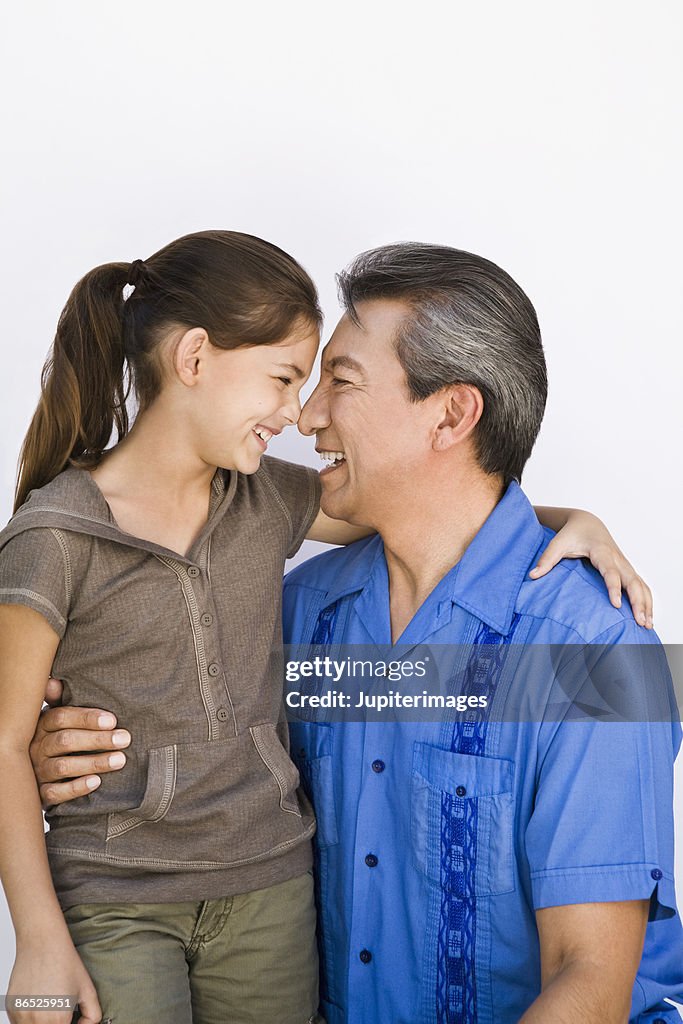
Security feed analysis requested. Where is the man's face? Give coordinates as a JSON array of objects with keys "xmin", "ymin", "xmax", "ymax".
[{"xmin": 298, "ymin": 299, "xmax": 437, "ymax": 526}]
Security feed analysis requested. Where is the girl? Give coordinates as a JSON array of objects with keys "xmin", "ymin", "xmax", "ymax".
[{"xmin": 0, "ymin": 230, "xmax": 651, "ymax": 1024}]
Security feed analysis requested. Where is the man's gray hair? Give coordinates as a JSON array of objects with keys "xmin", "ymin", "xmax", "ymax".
[{"xmin": 337, "ymin": 243, "xmax": 547, "ymax": 484}]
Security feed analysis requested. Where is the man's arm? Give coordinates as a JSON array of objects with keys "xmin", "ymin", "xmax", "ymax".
[
  {"xmin": 30, "ymin": 678, "xmax": 130, "ymax": 806},
  {"xmin": 519, "ymin": 900, "xmax": 649, "ymax": 1023}
]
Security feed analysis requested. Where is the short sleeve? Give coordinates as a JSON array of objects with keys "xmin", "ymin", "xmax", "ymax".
[
  {"xmin": 259, "ymin": 457, "xmax": 322, "ymax": 558},
  {"xmin": 0, "ymin": 528, "xmax": 71, "ymax": 638},
  {"xmin": 525, "ymin": 623, "xmax": 680, "ymax": 922}
]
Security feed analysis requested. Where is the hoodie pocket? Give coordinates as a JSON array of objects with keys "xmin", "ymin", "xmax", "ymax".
[
  {"xmin": 250, "ymin": 723, "xmax": 301, "ymax": 816},
  {"xmin": 102, "ymin": 731, "xmax": 313, "ymax": 866},
  {"xmin": 106, "ymin": 745, "xmax": 177, "ymax": 841}
]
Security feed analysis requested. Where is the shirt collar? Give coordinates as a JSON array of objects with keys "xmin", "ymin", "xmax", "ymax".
[
  {"xmin": 321, "ymin": 481, "xmax": 546, "ymax": 637},
  {"xmin": 445, "ymin": 480, "xmax": 545, "ymax": 635}
]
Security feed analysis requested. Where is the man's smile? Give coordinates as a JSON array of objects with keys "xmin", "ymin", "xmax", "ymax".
[{"xmin": 317, "ymin": 449, "xmax": 346, "ymax": 475}]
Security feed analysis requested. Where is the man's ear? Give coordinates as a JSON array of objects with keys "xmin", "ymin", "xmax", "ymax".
[
  {"xmin": 432, "ymin": 383, "xmax": 484, "ymax": 452},
  {"xmin": 173, "ymin": 328, "xmax": 211, "ymax": 387}
]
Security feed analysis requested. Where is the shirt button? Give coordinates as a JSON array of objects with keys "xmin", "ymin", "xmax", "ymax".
[
  {"xmin": 651, "ymin": 868, "xmax": 663, "ymax": 881},
  {"xmin": 208, "ymin": 663, "xmax": 221, "ymax": 677},
  {"xmin": 371, "ymin": 759, "xmax": 385, "ymax": 773},
  {"xmin": 365, "ymin": 853, "xmax": 378, "ymax": 868},
  {"xmin": 456, "ymin": 785, "xmax": 467, "ymax": 797},
  {"xmin": 187, "ymin": 566, "xmax": 200, "ymax": 578},
  {"xmin": 359, "ymin": 949, "xmax": 372, "ymax": 964},
  {"xmin": 201, "ymin": 613, "xmax": 214, "ymax": 626},
  {"xmin": 216, "ymin": 707, "xmax": 229, "ymax": 722}
]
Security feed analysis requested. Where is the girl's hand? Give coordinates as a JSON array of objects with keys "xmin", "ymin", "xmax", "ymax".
[
  {"xmin": 529, "ymin": 510, "xmax": 654, "ymax": 628},
  {"xmin": 8, "ymin": 942, "xmax": 102, "ymax": 1024}
]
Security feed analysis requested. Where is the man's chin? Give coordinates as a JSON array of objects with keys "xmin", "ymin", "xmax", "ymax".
[{"xmin": 320, "ymin": 491, "xmax": 357, "ymax": 525}]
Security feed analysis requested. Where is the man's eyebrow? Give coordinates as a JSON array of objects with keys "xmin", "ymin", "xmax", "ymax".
[
  {"xmin": 325, "ymin": 355, "xmax": 365, "ymax": 374},
  {"xmin": 275, "ymin": 362, "xmax": 306, "ymax": 381}
]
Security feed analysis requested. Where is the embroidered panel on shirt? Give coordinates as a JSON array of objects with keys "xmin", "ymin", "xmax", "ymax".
[
  {"xmin": 311, "ymin": 603, "xmax": 341, "ymax": 646},
  {"xmin": 436, "ymin": 614, "xmax": 521, "ymax": 1024}
]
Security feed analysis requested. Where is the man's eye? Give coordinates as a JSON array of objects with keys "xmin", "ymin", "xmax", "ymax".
[{"xmin": 331, "ymin": 377, "xmax": 351, "ymax": 387}]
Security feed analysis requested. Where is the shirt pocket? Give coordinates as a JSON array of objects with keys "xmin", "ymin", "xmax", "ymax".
[
  {"xmin": 411, "ymin": 743, "xmax": 515, "ymax": 897},
  {"xmin": 106, "ymin": 745, "xmax": 177, "ymax": 841},
  {"xmin": 290, "ymin": 723, "xmax": 339, "ymax": 849}
]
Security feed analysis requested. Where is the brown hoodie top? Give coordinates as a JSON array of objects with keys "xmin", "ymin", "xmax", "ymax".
[{"xmin": 0, "ymin": 457, "xmax": 321, "ymax": 909}]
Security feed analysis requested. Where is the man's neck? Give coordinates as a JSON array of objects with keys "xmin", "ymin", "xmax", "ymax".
[{"xmin": 379, "ymin": 470, "xmax": 505, "ymax": 643}]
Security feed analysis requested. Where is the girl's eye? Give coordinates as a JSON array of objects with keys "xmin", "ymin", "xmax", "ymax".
[{"xmin": 278, "ymin": 376, "xmax": 293, "ymax": 387}]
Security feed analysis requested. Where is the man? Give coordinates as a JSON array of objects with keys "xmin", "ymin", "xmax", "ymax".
[{"xmin": 30, "ymin": 245, "xmax": 683, "ymax": 1021}]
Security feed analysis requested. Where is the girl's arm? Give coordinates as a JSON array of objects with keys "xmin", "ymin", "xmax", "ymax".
[
  {"xmin": 306, "ymin": 507, "xmax": 372, "ymax": 546},
  {"xmin": 307, "ymin": 506, "xmax": 654, "ymax": 628},
  {"xmin": 0, "ymin": 604, "xmax": 101, "ymax": 1024},
  {"xmin": 532, "ymin": 506, "xmax": 653, "ymax": 628}
]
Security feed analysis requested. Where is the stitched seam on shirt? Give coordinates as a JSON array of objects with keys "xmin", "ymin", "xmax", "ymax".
[
  {"xmin": 289, "ymin": 470, "xmax": 318, "ymax": 556},
  {"xmin": 48, "ymin": 528, "xmax": 72, "ymax": 606},
  {"xmin": 260, "ymin": 470, "xmax": 294, "ymax": 532},
  {"xmin": 250, "ymin": 726, "xmax": 302, "ymax": 817},
  {"xmin": 11, "ymin": 507, "xmax": 114, "ymax": 528},
  {"xmin": 530, "ymin": 864, "xmax": 671, "ymax": 879},
  {"xmin": 7, "ymin": 508, "xmax": 197, "ymax": 562},
  {"xmin": 155, "ymin": 556, "xmax": 219, "ymax": 740},
  {"xmin": 48, "ymin": 824, "xmax": 316, "ymax": 868},
  {"xmin": 550, "ymin": 558, "xmax": 638, "ymax": 611},
  {"xmin": 509, "ymin": 610, "xmax": 589, "ymax": 642},
  {"xmin": 0, "ymin": 588, "xmax": 66, "ymax": 630},
  {"xmin": 106, "ymin": 746, "xmax": 178, "ymax": 840}
]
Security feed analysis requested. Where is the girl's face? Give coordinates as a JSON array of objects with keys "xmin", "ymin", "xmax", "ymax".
[{"xmin": 192, "ymin": 324, "xmax": 320, "ymax": 473}]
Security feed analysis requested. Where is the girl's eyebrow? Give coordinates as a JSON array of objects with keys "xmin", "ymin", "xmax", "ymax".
[{"xmin": 275, "ymin": 362, "xmax": 306, "ymax": 380}]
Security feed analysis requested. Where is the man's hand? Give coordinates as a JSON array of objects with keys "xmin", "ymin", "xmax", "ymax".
[{"xmin": 30, "ymin": 677, "xmax": 131, "ymax": 807}]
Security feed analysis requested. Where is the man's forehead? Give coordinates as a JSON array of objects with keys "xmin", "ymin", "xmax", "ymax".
[{"xmin": 322, "ymin": 299, "xmax": 410, "ymax": 369}]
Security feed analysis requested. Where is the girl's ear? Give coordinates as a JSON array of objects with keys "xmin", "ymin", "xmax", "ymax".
[
  {"xmin": 173, "ymin": 328, "xmax": 210, "ymax": 387},
  {"xmin": 432, "ymin": 383, "xmax": 484, "ymax": 452}
]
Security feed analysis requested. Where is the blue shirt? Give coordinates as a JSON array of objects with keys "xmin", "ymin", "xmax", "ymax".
[{"xmin": 283, "ymin": 482, "xmax": 683, "ymax": 1024}]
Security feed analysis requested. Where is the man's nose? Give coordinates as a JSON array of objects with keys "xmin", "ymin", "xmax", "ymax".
[{"xmin": 298, "ymin": 384, "xmax": 330, "ymax": 436}]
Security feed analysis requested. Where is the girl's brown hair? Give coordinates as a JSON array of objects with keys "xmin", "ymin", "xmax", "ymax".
[{"xmin": 15, "ymin": 230, "xmax": 322, "ymax": 511}]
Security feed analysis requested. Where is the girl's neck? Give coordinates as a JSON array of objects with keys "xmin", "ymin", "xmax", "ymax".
[
  {"xmin": 88, "ymin": 405, "xmax": 219, "ymax": 557},
  {"xmin": 92, "ymin": 403, "xmax": 217, "ymax": 506}
]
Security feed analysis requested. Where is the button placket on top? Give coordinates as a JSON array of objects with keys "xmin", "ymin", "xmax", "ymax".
[
  {"xmin": 193, "ymin": 551, "xmax": 237, "ymax": 737},
  {"xmin": 156, "ymin": 552, "xmax": 236, "ymax": 740},
  {"xmin": 195, "ymin": 543, "xmax": 237, "ymax": 735}
]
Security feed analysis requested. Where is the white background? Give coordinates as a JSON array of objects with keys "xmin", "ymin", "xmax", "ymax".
[{"xmin": 1, "ymin": 0, "xmax": 681, "ymax": 1012}]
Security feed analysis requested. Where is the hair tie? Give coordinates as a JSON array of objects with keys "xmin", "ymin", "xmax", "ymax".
[{"xmin": 127, "ymin": 259, "xmax": 147, "ymax": 288}]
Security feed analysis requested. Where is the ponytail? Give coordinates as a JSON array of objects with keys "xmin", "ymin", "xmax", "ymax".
[
  {"xmin": 14, "ymin": 262, "xmax": 131, "ymax": 511},
  {"xmin": 14, "ymin": 230, "xmax": 322, "ymax": 512}
]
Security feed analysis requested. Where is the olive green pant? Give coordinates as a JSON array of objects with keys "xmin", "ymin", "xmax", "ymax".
[{"xmin": 64, "ymin": 871, "xmax": 323, "ymax": 1024}]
